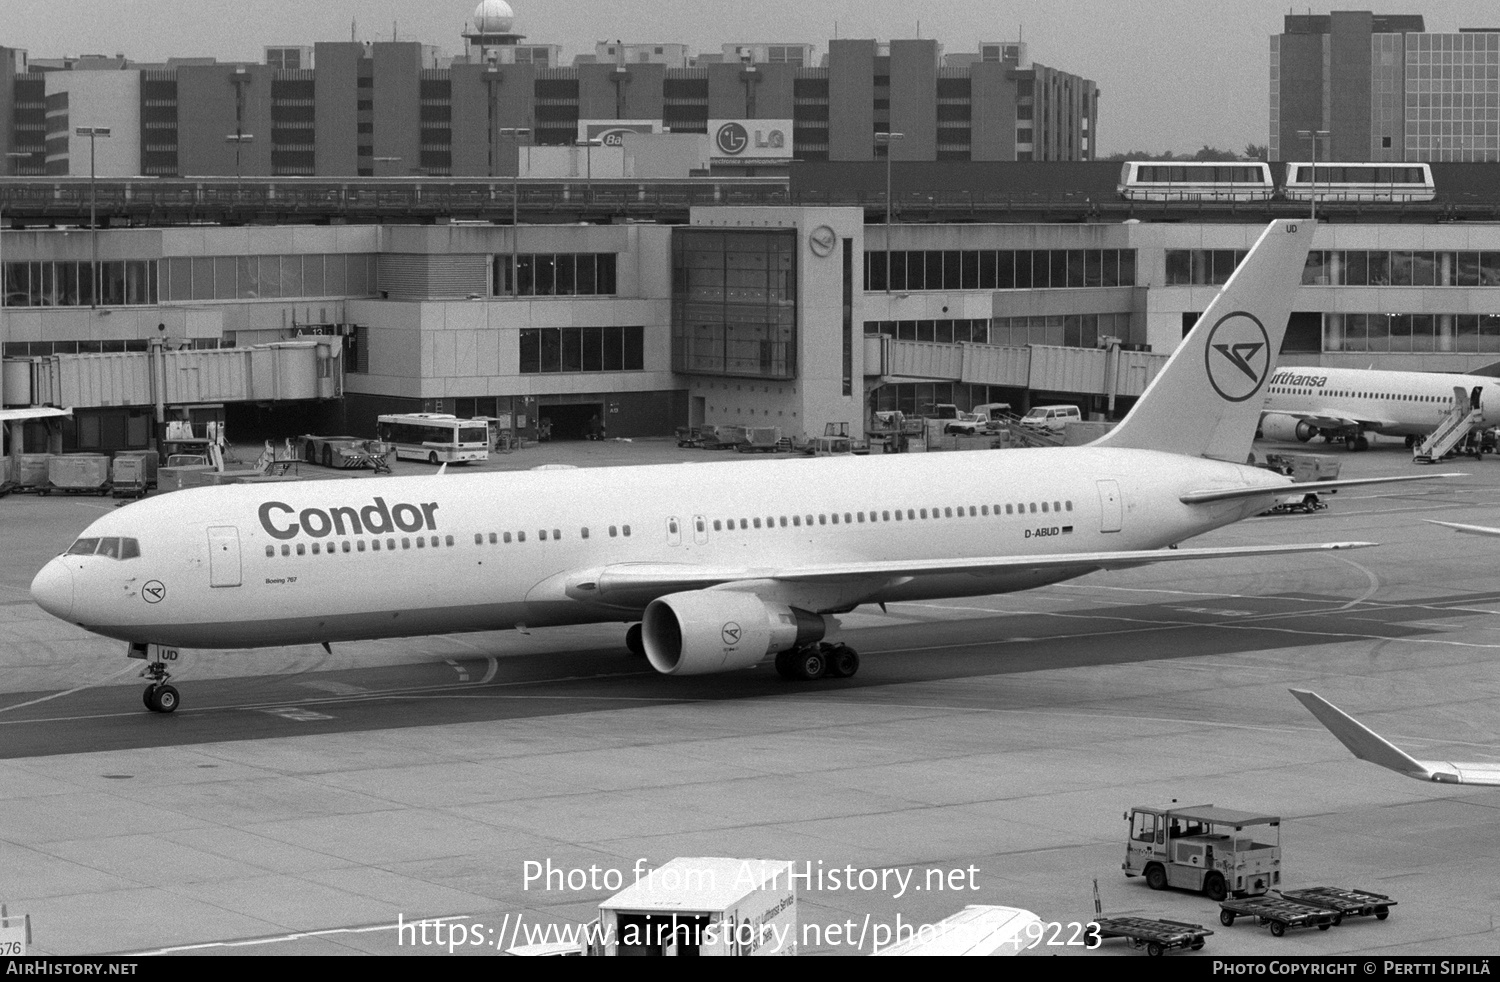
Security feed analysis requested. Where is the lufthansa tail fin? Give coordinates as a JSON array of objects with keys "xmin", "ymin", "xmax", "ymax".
[{"xmin": 1094, "ymin": 219, "xmax": 1315, "ymax": 461}]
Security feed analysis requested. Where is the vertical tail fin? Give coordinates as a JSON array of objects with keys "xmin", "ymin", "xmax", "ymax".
[{"xmin": 1094, "ymin": 219, "xmax": 1315, "ymax": 461}]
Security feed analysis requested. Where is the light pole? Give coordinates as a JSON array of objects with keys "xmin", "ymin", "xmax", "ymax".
[
  {"xmin": 225, "ymin": 133, "xmax": 254, "ymax": 198},
  {"xmin": 75, "ymin": 126, "xmax": 111, "ymax": 308},
  {"xmin": 573, "ymin": 137, "xmax": 602, "ymax": 208},
  {"xmin": 498, "ymin": 127, "xmax": 531, "ymax": 297},
  {"xmin": 875, "ymin": 131, "xmax": 904, "ymax": 293},
  {"xmin": 1296, "ymin": 128, "xmax": 1329, "ymax": 222}
]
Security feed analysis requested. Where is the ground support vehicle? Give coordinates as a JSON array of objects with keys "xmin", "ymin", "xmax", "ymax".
[
  {"xmin": 297, "ymin": 435, "xmax": 391, "ymax": 472},
  {"xmin": 1217, "ymin": 896, "xmax": 1339, "ymax": 937},
  {"xmin": 735, "ymin": 426, "xmax": 783, "ymax": 453},
  {"xmin": 1258, "ymin": 452, "xmax": 1340, "ymax": 514},
  {"xmin": 1123, "ymin": 804, "xmax": 1281, "ymax": 901},
  {"xmin": 1094, "ymin": 917, "xmax": 1212, "ymax": 956},
  {"xmin": 675, "ymin": 426, "xmax": 703, "ymax": 448},
  {"xmin": 1279, "ymin": 887, "xmax": 1394, "ymax": 922},
  {"xmin": 508, "ymin": 857, "xmax": 796, "ymax": 956}
]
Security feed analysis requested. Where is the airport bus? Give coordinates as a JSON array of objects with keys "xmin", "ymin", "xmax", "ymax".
[
  {"xmin": 1281, "ymin": 162, "xmax": 1435, "ymax": 203},
  {"xmin": 374, "ymin": 413, "xmax": 490, "ymax": 465},
  {"xmin": 1117, "ymin": 161, "xmax": 1275, "ymax": 202}
]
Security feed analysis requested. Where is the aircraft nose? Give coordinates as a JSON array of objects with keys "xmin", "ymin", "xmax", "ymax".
[{"xmin": 31, "ymin": 560, "xmax": 74, "ymax": 621}]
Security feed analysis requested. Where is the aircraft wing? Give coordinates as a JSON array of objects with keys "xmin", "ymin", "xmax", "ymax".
[
  {"xmin": 1425, "ymin": 519, "xmax": 1500, "ymax": 538},
  {"xmin": 1262, "ymin": 409, "xmax": 1399, "ymax": 431},
  {"xmin": 577, "ymin": 541, "xmax": 1374, "ymax": 608},
  {"xmin": 1181, "ymin": 472, "xmax": 1461, "ymax": 505},
  {"xmin": 1290, "ymin": 689, "xmax": 1500, "ymax": 786}
]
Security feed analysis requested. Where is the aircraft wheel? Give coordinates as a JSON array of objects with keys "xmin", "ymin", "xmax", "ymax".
[
  {"xmin": 795, "ymin": 647, "xmax": 827, "ymax": 681},
  {"xmin": 149, "ymin": 684, "xmax": 180, "ymax": 714},
  {"xmin": 1146, "ymin": 864, "xmax": 1167, "ymax": 891},
  {"xmin": 824, "ymin": 644, "xmax": 860, "ymax": 678},
  {"xmin": 143, "ymin": 684, "xmax": 158, "ymax": 711},
  {"xmin": 625, "ymin": 623, "xmax": 645, "ymax": 657},
  {"xmin": 1204, "ymin": 873, "xmax": 1228, "ymax": 902},
  {"xmin": 1355, "ymin": 436, "xmax": 1369, "ymax": 451}
]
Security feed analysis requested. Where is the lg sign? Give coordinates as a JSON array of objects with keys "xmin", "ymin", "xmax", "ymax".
[
  {"xmin": 715, "ymin": 122, "xmax": 749, "ymax": 155},
  {"xmin": 709, "ymin": 119, "xmax": 792, "ymax": 159}
]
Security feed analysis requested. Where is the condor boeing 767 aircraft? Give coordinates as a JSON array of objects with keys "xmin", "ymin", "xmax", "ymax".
[{"xmin": 29, "ymin": 220, "xmax": 1452, "ymax": 713}]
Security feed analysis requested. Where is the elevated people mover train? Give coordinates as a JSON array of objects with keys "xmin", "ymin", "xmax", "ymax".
[
  {"xmin": 1117, "ymin": 162, "xmax": 1275, "ymax": 202},
  {"xmin": 1281, "ymin": 162, "xmax": 1435, "ymax": 204}
]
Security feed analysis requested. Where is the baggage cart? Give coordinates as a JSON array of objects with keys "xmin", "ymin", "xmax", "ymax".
[
  {"xmin": 1278, "ymin": 887, "xmax": 1394, "ymax": 922},
  {"xmin": 43, "ymin": 454, "xmax": 111, "ymax": 495},
  {"xmin": 1094, "ymin": 917, "xmax": 1212, "ymax": 956},
  {"xmin": 1217, "ymin": 896, "xmax": 1339, "ymax": 937},
  {"xmin": 110, "ymin": 455, "xmax": 150, "ymax": 499},
  {"xmin": 675, "ymin": 425, "xmax": 703, "ymax": 448}
]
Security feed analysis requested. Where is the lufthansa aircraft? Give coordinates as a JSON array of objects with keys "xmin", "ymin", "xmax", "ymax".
[
  {"xmin": 1261, "ymin": 365, "xmax": 1500, "ymax": 450},
  {"xmin": 1291, "ymin": 690, "xmax": 1500, "ymax": 786},
  {"xmin": 29, "ymin": 220, "xmax": 1451, "ymax": 713}
]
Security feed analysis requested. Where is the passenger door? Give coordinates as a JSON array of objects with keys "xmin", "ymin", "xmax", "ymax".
[
  {"xmin": 1096, "ymin": 480, "xmax": 1122, "ymax": 533},
  {"xmin": 207, "ymin": 526, "xmax": 242, "ymax": 587}
]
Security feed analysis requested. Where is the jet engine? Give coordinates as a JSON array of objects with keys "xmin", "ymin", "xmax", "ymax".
[
  {"xmin": 641, "ymin": 590, "xmax": 827, "ymax": 675},
  {"xmin": 1259, "ymin": 413, "xmax": 1316, "ymax": 443}
]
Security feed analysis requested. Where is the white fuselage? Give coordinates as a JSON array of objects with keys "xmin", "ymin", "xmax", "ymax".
[
  {"xmin": 33, "ymin": 447, "xmax": 1281, "ymax": 650},
  {"xmin": 1263, "ymin": 366, "xmax": 1500, "ymax": 438}
]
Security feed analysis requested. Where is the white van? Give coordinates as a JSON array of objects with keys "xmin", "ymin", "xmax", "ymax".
[{"xmin": 1019, "ymin": 405, "xmax": 1081, "ymax": 432}]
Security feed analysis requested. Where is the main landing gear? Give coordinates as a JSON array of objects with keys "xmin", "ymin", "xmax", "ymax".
[{"xmin": 774, "ymin": 642, "xmax": 860, "ymax": 681}]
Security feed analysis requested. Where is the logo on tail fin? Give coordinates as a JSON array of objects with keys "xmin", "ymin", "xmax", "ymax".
[{"xmin": 1203, "ymin": 311, "xmax": 1271, "ymax": 402}]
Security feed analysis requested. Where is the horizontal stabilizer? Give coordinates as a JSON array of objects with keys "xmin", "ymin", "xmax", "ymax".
[
  {"xmin": 1425, "ymin": 519, "xmax": 1500, "ymax": 538},
  {"xmin": 1290, "ymin": 689, "xmax": 1500, "ymax": 786},
  {"xmin": 1181, "ymin": 472, "xmax": 1461, "ymax": 505}
]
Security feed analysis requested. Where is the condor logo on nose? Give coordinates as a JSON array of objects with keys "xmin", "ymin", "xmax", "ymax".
[{"xmin": 259, "ymin": 497, "xmax": 439, "ymax": 540}]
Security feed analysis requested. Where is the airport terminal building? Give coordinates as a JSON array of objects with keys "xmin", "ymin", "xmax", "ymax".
[{"xmin": 6, "ymin": 197, "xmax": 1500, "ymax": 454}]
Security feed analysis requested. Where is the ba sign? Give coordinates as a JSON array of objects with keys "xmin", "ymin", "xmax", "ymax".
[
  {"xmin": 708, "ymin": 119, "xmax": 793, "ymax": 159},
  {"xmin": 577, "ymin": 120, "xmax": 661, "ymax": 147}
]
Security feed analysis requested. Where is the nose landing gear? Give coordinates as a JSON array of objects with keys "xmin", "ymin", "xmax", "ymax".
[{"xmin": 129, "ymin": 642, "xmax": 182, "ymax": 714}]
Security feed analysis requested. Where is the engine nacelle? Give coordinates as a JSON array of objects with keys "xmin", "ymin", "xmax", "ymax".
[
  {"xmin": 1260, "ymin": 413, "xmax": 1316, "ymax": 443},
  {"xmin": 641, "ymin": 590, "xmax": 827, "ymax": 676}
]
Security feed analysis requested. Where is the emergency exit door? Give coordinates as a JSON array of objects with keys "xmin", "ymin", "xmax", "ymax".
[
  {"xmin": 207, "ymin": 526, "xmax": 242, "ymax": 587},
  {"xmin": 1096, "ymin": 480, "xmax": 1122, "ymax": 533}
]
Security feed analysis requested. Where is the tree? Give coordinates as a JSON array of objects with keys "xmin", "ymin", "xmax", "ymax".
[{"xmin": 1243, "ymin": 143, "xmax": 1269, "ymax": 161}]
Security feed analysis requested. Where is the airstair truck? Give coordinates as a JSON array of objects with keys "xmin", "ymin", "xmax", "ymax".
[
  {"xmin": 511, "ymin": 857, "xmax": 797, "ymax": 956},
  {"xmin": 1123, "ymin": 805, "xmax": 1281, "ymax": 901}
]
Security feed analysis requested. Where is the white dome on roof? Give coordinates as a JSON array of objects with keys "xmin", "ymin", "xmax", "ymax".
[{"xmin": 473, "ymin": 0, "xmax": 515, "ymax": 33}]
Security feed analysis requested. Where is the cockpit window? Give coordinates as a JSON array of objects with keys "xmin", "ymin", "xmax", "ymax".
[{"xmin": 65, "ymin": 536, "xmax": 140, "ymax": 559}]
